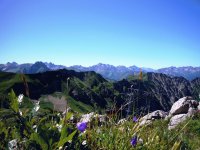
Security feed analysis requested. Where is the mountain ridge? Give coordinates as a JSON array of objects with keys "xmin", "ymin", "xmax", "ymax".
[
  {"xmin": 0, "ymin": 69, "xmax": 199, "ymax": 114},
  {"xmin": 1, "ymin": 61, "xmax": 200, "ymax": 81}
]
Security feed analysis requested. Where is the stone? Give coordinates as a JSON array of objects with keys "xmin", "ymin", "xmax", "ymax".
[
  {"xmin": 139, "ymin": 110, "xmax": 167, "ymax": 126},
  {"xmin": 167, "ymin": 97, "xmax": 199, "ymax": 130},
  {"xmin": 168, "ymin": 114, "xmax": 188, "ymax": 130},
  {"xmin": 198, "ymin": 102, "xmax": 200, "ymax": 111},
  {"xmin": 187, "ymin": 107, "xmax": 198, "ymax": 117},
  {"xmin": 169, "ymin": 96, "xmax": 197, "ymax": 116}
]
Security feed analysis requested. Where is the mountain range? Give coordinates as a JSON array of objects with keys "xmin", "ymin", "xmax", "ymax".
[
  {"xmin": 0, "ymin": 68, "xmax": 200, "ymax": 114},
  {"xmin": 1, "ymin": 61, "xmax": 200, "ymax": 81}
]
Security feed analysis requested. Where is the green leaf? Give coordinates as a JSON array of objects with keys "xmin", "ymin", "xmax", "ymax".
[
  {"xmin": 9, "ymin": 89, "xmax": 19, "ymax": 112},
  {"xmin": 58, "ymin": 130, "xmax": 77, "ymax": 147},
  {"xmin": 65, "ymin": 112, "xmax": 73, "ymax": 121},
  {"xmin": 61, "ymin": 112, "xmax": 73, "ymax": 125},
  {"xmin": 60, "ymin": 126, "xmax": 69, "ymax": 141},
  {"xmin": 30, "ymin": 133, "xmax": 48, "ymax": 150}
]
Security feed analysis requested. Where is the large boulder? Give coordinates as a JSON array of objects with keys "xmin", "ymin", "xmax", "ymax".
[
  {"xmin": 167, "ymin": 97, "xmax": 199, "ymax": 130},
  {"xmin": 168, "ymin": 114, "xmax": 188, "ymax": 130},
  {"xmin": 139, "ymin": 110, "xmax": 168, "ymax": 126},
  {"xmin": 168, "ymin": 96, "xmax": 198, "ymax": 116},
  {"xmin": 198, "ymin": 102, "xmax": 200, "ymax": 111}
]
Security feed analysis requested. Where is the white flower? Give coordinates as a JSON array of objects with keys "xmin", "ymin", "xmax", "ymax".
[
  {"xmin": 19, "ymin": 109, "xmax": 22, "ymax": 116},
  {"xmin": 67, "ymin": 107, "xmax": 71, "ymax": 112},
  {"xmin": 94, "ymin": 114, "xmax": 99, "ymax": 118},
  {"xmin": 62, "ymin": 110, "xmax": 66, "ymax": 115},
  {"xmin": 99, "ymin": 115, "xmax": 106, "ymax": 122},
  {"xmin": 8, "ymin": 139, "xmax": 17, "ymax": 150},
  {"xmin": 56, "ymin": 124, "xmax": 62, "ymax": 132},
  {"xmin": 68, "ymin": 140, "xmax": 72, "ymax": 143},
  {"xmin": 82, "ymin": 140, "xmax": 87, "ymax": 145},
  {"xmin": 80, "ymin": 112, "xmax": 94, "ymax": 123},
  {"xmin": 59, "ymin": 146, "xmax": 62, "ymax": 150},
  {"xmin": 34, "ymin": 101, "xmax": 40, "ymax": 112},
  {"xmin": 32, "ymin": 125, "xmax": 38, "ymax": 133},
  {"xmin": 117, "ymin": 118, "xmax": 127, "ymax": 125},
  {"xmin": 18, "ymin": 94, "xmax": 24, "ymax": 104},
  {"xmin": 138, "ymin": 138, "xmax": 144, "ymax": 144},
  {"xmin": 96, "ymin": 128, "xmax": 101, "ymax": 133},
  {"xmin": 70, "ymin": 115, "xmax": 74, "ymax": 121}
]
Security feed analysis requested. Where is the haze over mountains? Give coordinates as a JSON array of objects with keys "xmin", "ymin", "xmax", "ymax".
[{"xmin": 0, "ymin": 61, "xmax": 200, "ymax": 81}]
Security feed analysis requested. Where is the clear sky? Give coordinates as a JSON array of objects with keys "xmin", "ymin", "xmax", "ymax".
[{"xmin": 0, "ymin": 0, "xmax": 199, "ymax": 69}]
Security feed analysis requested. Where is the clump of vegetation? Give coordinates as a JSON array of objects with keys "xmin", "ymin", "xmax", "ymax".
[{"xmin": 0, "ymin": 90, "xmax": 200, "ymax": 150}]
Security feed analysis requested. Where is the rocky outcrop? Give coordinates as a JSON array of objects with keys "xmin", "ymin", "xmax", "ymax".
[
  {"xmin": 139, "ymin": 110, "xmax": 168, "ymax": 126},
  {"xmin": 167, "ymin": 97, "xmax": 199, "ymax": 130},
  {"xmin": 113, "ymin": 73, "xmax": 196, "ymax": 115},
  {"xmin": 147, "ymin": 73, "xmax": 193, "ymax": 110},
  {"xmin": 168, "ymin": 97, "xmax": 199, "ymax": 117},
  {"xmin": 138, "ymin": 97, "xmax": 200, "ymax": 129},
  {"xmin": 168, "ymin": 114, "xmax": 188, "ymax": 130}
]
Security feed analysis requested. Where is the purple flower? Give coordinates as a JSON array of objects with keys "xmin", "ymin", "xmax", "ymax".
[
  {"xmin": 131, "ymin": 136, "xmax": 137, "ymax": 147},
  {"xmin": 133, "ymin": 116, "xmax": 138, "ymax": 122},
  {"xmin": 77, "ymin": 122, "xmax": 87, "ymax": 132}
]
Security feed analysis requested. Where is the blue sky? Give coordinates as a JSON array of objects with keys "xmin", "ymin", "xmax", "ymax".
[{"xmin": 0, "ymin": 0, "xmax": 199, "ymax": 69}]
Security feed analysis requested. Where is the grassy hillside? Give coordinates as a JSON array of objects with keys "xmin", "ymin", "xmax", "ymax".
[
  {"xmin": 0, "ymin": 70, "xmax": 111, "ymax": 113},
  {"xmin": 0, "ymin": 90, "xmax": 200, "ymax": 149}
]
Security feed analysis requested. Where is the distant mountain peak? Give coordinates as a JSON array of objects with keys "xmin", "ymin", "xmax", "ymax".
[
  {"xmin": 1, "ymin": 62, "xmax": 200, "ymax": 81},
  {"xmin": 6, "ymin": 62, "xmax": 18, "ymax": 66}
]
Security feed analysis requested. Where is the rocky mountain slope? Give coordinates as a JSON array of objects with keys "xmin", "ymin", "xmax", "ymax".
[
  {"xmin": 0, "ymin": 69, "xmax": 199, "ymax": 114},
  {"xmin": 113, "ymin": 72, "xmax": 199, "ymax": 113}
]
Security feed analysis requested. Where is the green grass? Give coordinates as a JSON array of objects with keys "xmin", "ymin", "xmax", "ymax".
[
  {"xmin": 0, "ymin": 73, "xmax": 34, "ymax": 93},
  {"xmin": 87, "ymin": 114, "xmax": 200, "ymax": 150},
  {"xmin": 67, "ymin": 95, "xmax": 94, "ymax": 113},
  {"xmin": 1, "ymin": 90, "xmax": 200, "ymax": 150},
  {"xmin": 38, "ymin": 92, "xmax": 94, "ymax": 113},
  {"xmin": 127, "ymin": 73, "xmax": 148, "ymax": 82}
]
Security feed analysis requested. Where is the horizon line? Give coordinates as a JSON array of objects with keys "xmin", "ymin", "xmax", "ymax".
[{"xmin": 1, "ymin": 61, "xmax": 200, "ymax": 70}]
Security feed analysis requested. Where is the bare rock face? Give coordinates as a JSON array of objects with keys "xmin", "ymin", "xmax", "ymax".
[
  {"xmin": 139, "ymin": 97, "xmax": 200, "ymax": 129},
  {"xmin": 167, "ymin": 97, "xmax": 199, "ymax": 130},
  {"xmin": 139, "ymin": 110, "xmax": 168, "ymax": 126},
  {"xmin": 198, "ymin": 102, "xmax": 200, "ymax": 111},
  {"xmin": 168, "ymin": 114, "xmax": 188, "ymax": 130},
  {"xmin": 168, "ymin": 96, "xmax": 198, "ymax": 116}
]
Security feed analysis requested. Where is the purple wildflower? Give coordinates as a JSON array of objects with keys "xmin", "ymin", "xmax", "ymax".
[
  {"xmin": 133, "ymin": 116, "xmax": 138, "ymax": 122},
  {"xmin": 77, "ymin": 122, "xmax": 87, "ymax": 132},
  {"xmin": 131, "ymin": 136, "xmax": 137, "ymax": 147}
]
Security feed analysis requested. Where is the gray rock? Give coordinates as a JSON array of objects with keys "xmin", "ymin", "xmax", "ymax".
[
  {"xmin": 139, "ymin": 110, "xmax": 167, "ymax": 126},
  {"xmin": 168, "ymin": 114, "xmax": 188, "ymax": 130},
  {"xmin": 198, "ymin": 102, "xmax": 200, "ymax": 111},
  {"xmin": 187, "ymin": 107, "xmax": 198, "ymax": 117},
  {"xmin": 169, "ymin": 96, "xmax": 198, "ymax": 116},
  {"xmin": 167, "ymin": 97, "xmax": 199, "ymax": 130}
]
